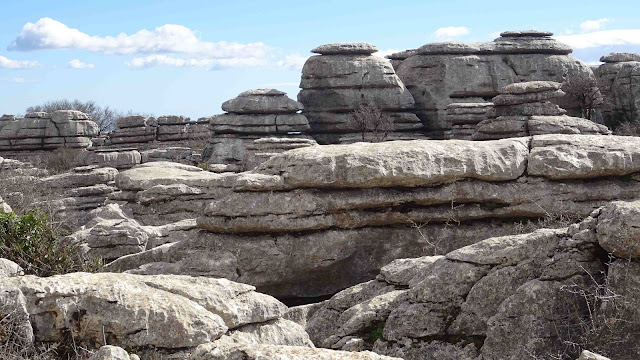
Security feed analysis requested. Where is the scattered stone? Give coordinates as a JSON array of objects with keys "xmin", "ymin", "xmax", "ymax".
[
  {"xmin": 88, "ymin": 345, "xmax": 132, "ymax": 360},
  {"xmin": 0, "ymin": 258, "xmax": 23, "ymax": 277}
]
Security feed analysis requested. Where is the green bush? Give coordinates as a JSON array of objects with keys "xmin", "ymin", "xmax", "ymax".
[{"xmin": 0, "ymin": 210, "xmax": 101, "ymax": 277}]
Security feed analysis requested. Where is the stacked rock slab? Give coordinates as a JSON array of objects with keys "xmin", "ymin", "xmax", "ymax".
[
  {"xmin": 391, "ymin": 30, "xmax": 594, "ymax": 138},
  {"xmin": 244, "ymin": 137, "xmax": 318, "ymax": 170},
  {"xmin": 298, "ymin": 43, "xmax": 424, "ymax": 144},
  {"xmin": 443, "ymin": 102, "xmax": 493, "ymax": 139},
  {"xmin": 0, "ymin": 110, "xmax": 98, "ymax": 151},
  {"xmin": 473, "ymin": 81, "xmax": 610, "ymax": 140},
  {"xmin": 595, "ymin": 52, "xmax": 640, "ymax": 125},
  {"xmin": 206, "ymin": 89, "xmax": 312, "ymax": 172},
  {"xmin": 108, "ymin": 115, "xmax": 157, "ymax": 146},
  {"xmin": 107, "ymin": 135, "xmax": 640, "ymax": 302}
]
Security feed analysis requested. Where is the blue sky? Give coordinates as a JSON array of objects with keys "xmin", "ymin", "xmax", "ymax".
[{"xmin": 1, "ymin": 0, "xmax": 639, "ymax": 119}]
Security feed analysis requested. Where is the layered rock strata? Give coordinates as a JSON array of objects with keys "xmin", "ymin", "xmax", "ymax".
[
  {"xmin": 443, "ymin": 102, "xmax": 493, "ymax": 139},
  {"xmin": 391, "ymin": 31, "xmax": 594, "ymax": 137},
  {"xmin": 39, "ymin": 165, "xmax": 118, "ymax": 218},
  {"xmin": 304, "ymin": 199, "xmax": 640, "ymax": 360},
  {"xmin": 105, "ymin": 115, "xmax": 211, "ymax": 149},
  {"xmin": 108, "ymin": 115, "xmax": 157, "ymax": 145},
  {"xmin": 595, "ymin": 52, "xmax": 640, "ymax": 125},
  {"xmin": 244, "ymin": 137, "xmax": 318, "ymax": 170},
  {"xmin": 298, "ymin": 43, "xmax": 424, "ymax": 144},
  {"xmin": 473, "ymin": 81, "xmax": 610, "ymax": 139},
  {"xmin": 106, "ymin": 135, "xmax": 640, "ymax": 301},
  {"xmin": 0, "ymin": 110, "xmax": 98, "ymax": 151},
  {"xmin": 206, "ymin": 89, "xmax": 312, "ymax": 172}
]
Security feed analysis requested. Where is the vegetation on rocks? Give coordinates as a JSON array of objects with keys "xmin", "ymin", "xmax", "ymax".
[{"xmin": 0, "ymin": 210, "xmax": 101, "ymax": 277}]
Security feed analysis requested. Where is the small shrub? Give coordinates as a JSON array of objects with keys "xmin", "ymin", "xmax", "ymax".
[
  {"xmin": 365, "ymin": 321, "xmax": 386, "ymax": 343},
  {"xmin": 0, "ymin": 210, "xmax": 101, "ymax": 277},
  {"xmin": 45, "ymin": 148, "xmax": 82, "ymax": 174},
  {"xmin": 613, "ymin": 121, "xmax": 640, "ymax": 137},
  {"xmin": 352, "ymin": 104, "xmax": 394, "ymax": 142}
]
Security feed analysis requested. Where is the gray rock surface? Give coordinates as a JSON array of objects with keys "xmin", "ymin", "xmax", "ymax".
[
  {"xmin": 595, "ymin": 52, "xmax": 640, "ymax": 126},
  {"xmin": 0, "ymin": 258, "xmax": 23, "ymax": 277},
  {"xmin": 392, "ymin": 31, "xmax": 593, "ymax": 137},
  {"xmin": 304, "ymin": 199, "xmax": 640, "ymax": 359},
  {"xmin": 0, "ymin": 272, "xmax": 305, "ymax": 352},
  {"xmin": 105, "ymin": 135, "xmax": 640, "ymax": 301},
  {"xmin": 0, "ymin": 110, "xmax": 98, "ymax": 150},
  {"xmin": 600, "ymin": 52, "xmax": 640, "ymax": 63},
  {"xmin": 190, "ymin": 342, "xmax": 401, "ymax": 360},
  {"xmin": 299, "ymin": 43, "xmax": 424, "ymax": 143},
  {"xmin": 88, "ymin": 345, "xmax": 132, "ymax": 360}
]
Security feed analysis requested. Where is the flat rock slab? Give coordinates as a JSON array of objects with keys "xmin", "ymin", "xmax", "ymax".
[
  {"xmin": 254, "ymin": 138, "xmax": 529, "ymax": 189},
  {"xmin": 600, "ymin": 52, "xmax": 640, "ymax": 63},
  {"xmin": 528, "ymin": 134, "xmax": 640, "ymax": 179},
  {"xmin": 190, "ymin": 342, "xmax": 401, "ymax": 359}
]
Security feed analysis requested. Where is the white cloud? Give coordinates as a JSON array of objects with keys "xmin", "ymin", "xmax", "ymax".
[
  {"xmin": 0, "ymin": 55, "xmax": 38, "ymax": 69},
  {"xmin": 433, "ymin": 26, "xmax": 470, "ymax": 40},
  {"xmin": 277, "ymin": 53, "xmax": 308, "ymax": 71},
  {"xmin": 10, "ymin": 77, "xmax": 25, "ymax": 83},
  {"xmin": 580, "ymin": 18, "xmax": 609, "ymax": 33},
  {"xmin": 126, "ymin": 54, "xmax": 265, "ymax": 69},
  {"xmin": 9, "ymin": 18, "xmax": 270, "ymax": 61},
  {"xmin": 68, "ymin": 59, "xmax": 94, "ymax": 69},
  {"xmin": 556, "ymin": 29, "xmax": 640, "ymax": 49},
  {"xmin": 373, "ymin": 49, "xmax": 402, "ymax": 59}
]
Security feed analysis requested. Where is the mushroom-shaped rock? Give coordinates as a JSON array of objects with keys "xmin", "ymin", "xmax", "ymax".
[{"xmin": 311, "ymin": 42, "xmax": 378, "ymax": 55}]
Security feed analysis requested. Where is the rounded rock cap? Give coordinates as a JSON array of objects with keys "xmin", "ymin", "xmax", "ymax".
[
  {"xmin": 500, "ymin": 30, "xmax": 554, "ymax": 37},
  {"xmin": 238, "ymin": 88, "xmax": 287, "ymax": 97},
  {"xmin": 600, "ymin": 52, "xmax": 640, "ymax": 63},
  {"xmin": 311, "ymin": 42, "xmax": 378, "ymax": 55}
]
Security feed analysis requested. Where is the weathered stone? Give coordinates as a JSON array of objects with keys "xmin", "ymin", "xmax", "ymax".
[
  {"xmin": 528, "ymin": 116, "xmax": 610, "ymax": 135},
  {"xmin": 222, "ymin": 89, "xmax": 303, "ymax": 114},
  {"xmin": 0, "ymin": 258, "xmax": 23, "ymax": 277},
  {"xmin": 311, "ymin": 42, "xmax": 378, "ymax": 55},
  {"xmin": 528, "ymin": 134, "xmax": 640, "ymax": 179},
  {"xmin": 596, "ymin": 200, "xmax": 640, "ymax": 258},
  {"xmin": 190, "ymin": 342, "xmax": 401, "ymax": 360},
  {"xmin": 600, "ymin": 52, "xmax": 640, "ymax": 63},
  {"xmin": 492, "ymin": 89, "xmax": 565, "ymax": 106},
  {"xmin": 499, "ymin": 80, "xmax": 563, "ymax": 94},
  {"xmin": 88, "ymin": 345, "xmax": 131, "ymax": 360}
]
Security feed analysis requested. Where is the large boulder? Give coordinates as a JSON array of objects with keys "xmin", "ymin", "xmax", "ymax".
[
  {"xmin": 0, "ymin": 272, "xmax": 309, "ymax": 353},
  {"xmin": 594, "ymin": 52, "xmax": 640, "ymax": 126}
]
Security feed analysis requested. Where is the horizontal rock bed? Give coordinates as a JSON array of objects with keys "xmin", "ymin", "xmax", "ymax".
[{"xmin": 102, "ymin": 134, "xmax": 640, "ymax": 302}]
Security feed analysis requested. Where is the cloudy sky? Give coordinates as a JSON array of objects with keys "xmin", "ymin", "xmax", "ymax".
[{"xmin": 1, "ymin": 0, "xmax": 639, "ymax": 119}]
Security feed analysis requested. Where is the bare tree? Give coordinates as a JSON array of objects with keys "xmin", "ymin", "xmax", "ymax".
[
  {"xmin": 562, "ymin": 74, "xmax": 604, "ymax": 120},
  {"xmin": 26, "ymin": 99, "xmax": 123, "ymax": 134},
  {"xmin": 352, "ymin": 104, "xmax": 394, "ymax": 142}
]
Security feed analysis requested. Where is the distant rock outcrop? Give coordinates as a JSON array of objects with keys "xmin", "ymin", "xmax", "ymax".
[
  {"xmin": 443, "ymin": 102, "xmax": 493, "ymax": 139},
  {"xmin": 473, "ymin": 81, "xmax": 610, "ymax": 139},
  {"xmin": 0, "ymin": 110, "xmax": 98, "ymax": 150},
  {"xmin": 390, "ymin": 31, "xmax": 594, "ymax": 137},
  {"xmin": 204, "ymin": 89, "xmax": 313, "ymax": 172},
  {"xmin": 298, "ymin": 43, "xmax": 424, "ymax": 144},
  {"xmin": 595, "ymin": 52, "xmax": 640, "ymax": 126}
]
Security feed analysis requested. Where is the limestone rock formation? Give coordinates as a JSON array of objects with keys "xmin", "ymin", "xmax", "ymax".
[
  {"xmin": 109, "ymin": 115, "xmax": 157, "ymax": 145},
  {"xmin": 39, "ymin": 165, "xmax": 118, "ymax": 216},
  {"xmin": 244, "ymin": 137, "xmax": 318, "ymax": 170},
  {"xmin": 0, "ymin": 196, "xmax": 12, "ymax": 213},
  {"xmin": 106, "ymin": 135, "xmax": 640, "ymax": 301},
  {"xmin": 595, "ymin": 52, "xmax": 640, "ymax": 126},
  {"xmin": 473, "ymin": 81, "xmax": 610, "ymax": 139},
  {"xmin": 391, "ymin": 31, "xmax": 594, "ymax": 137},
  {"xmin": 443, "ymin": 102, "xmax": 493, "ymax": 139},
  {"xmin": 206, "ymin": 89, "xmax": 313, "ymax": 172},
  {"xmin": 298, "ymin": 42, "xmax": 424, "ymax": 144},
  {"xmin": 0, "ymin": 110, "xmax": 98, "ymax": 150},
  {"xmin": 0, "ymin": 272, "xmax": 309, "ymax": 353},
  {"xmin": 79, "ymin": 148, "xmax": 142, "ymax": 169},
  {"xmin": 305, "ymin": 199, "xmax": 640, "ymax": 359}
]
